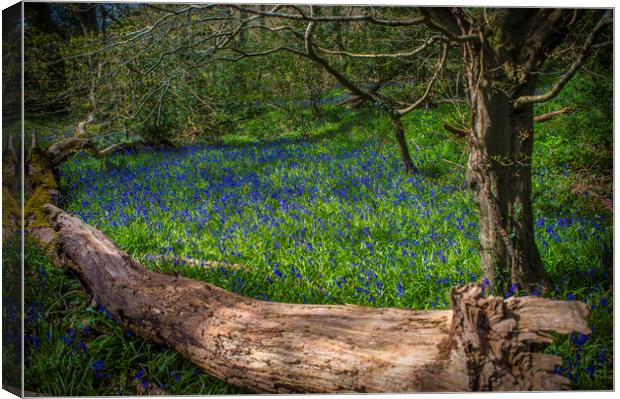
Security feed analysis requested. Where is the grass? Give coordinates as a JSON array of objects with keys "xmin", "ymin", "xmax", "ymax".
[{"xmin": 18, "ymin": 75, "xmax": 613, "ymax": 393}]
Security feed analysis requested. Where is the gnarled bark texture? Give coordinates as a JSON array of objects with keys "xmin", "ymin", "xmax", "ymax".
[{"xmin": 466, "ymin": 77, "xmax": 546, "ymax": 291}]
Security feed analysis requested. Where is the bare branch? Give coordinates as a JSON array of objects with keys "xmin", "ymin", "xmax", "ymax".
[
  {"xmin": 316, "ymin": 36, "xmax": 445, "ymax": 58},
  {"xmin": 513, "ymin": 10, "xmax": 612, "ymax": 108},
  {"xmin": 301, "ymin": 9, "xmax": 373, "ymax": 102},
  {"xmin": 534, "ymin": 107, "xmax": 573, "ymax": 123},
  {"xmin": 443, "ymin": 123, "xmax": 469, "ymax": 138},
  {"xmin": 397, "ymin": 43, "xmax": 449, "ymax": 115},
  {"xmin": 419, "ymin": 9, "xmax": 479, "ymax": 42},
  {"xmin": 228, "ymin": 4, "xmax": 426, "ymax": 27}
]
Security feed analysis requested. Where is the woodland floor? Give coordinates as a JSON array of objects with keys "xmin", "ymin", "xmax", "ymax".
[{"xmin": 3, "ymin": 74, "xmax": 614, "ymax": 394}]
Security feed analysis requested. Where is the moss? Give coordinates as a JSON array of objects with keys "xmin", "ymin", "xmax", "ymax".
[
  {"xmin": 488, "ymin": 31, "xmax": 503, "ymax": 50},
  {"xmin": 24, "ymin": 187, "xmax": 55, "ymax": 228},
  {"xmin": 28, "ymin": 150, "xmax": 58, "ymax": 190},
  {"xmin": 24, "ymin": 149, "xmax": 58, "ymax": 229},
  {"xmin": 2, "ymin": 187, "xmax": 20, "ymax": 230},
  {"xmin": 85, "ymin": 124, "xmax": 102, "ymax": 135}
]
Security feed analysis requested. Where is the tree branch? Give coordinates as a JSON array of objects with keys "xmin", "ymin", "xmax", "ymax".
[
  {"xmin": 513, "ymin": 10, "xmax": 612, "ymax": 108},
  {"xmin": 316, "ymin": 35, "xmax": 445, "ymax": 58},
  {"xmin": 228, "ymin": 4, "xmax": 426, "ymax": 27},
  {"xmin": 397, "ymin": 43, "xmax": 448, "ymax": 115},
  {"xmin": 301, "ymin": 10, "xmax": 373, "ymax": 102},
  {"xmin": 534, "ymin": 107, "xmax": 573, "ymax": 123},
  {"xmin": 419, "ymin": 8, "xmax": 479, "ymax": 42},
  {"xmin": 443, "ymin": 123, "xmax": 469, "ymax": 138}
]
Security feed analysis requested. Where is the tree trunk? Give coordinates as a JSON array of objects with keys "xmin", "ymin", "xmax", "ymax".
[
  {"xmin": 39, "ymin": 204, "xmax": 589, "ymax": 392},
  {"xmin": 72, "ymin": 3, "xmax": 102, "ymax": 137},
  {"xmin": 391, "ymin": 114, "xmax": 416, "ymax": 173},
  {"xmin": 310, "ymin": 98, "xmax": 320, "ymax": 118},
  {"xmin": 466, "ymin": 82, "xmax": 548, "ymax": 292}
]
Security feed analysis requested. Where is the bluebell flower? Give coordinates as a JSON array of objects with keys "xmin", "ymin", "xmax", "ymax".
[
  {"xmin": 571, "ymin": 333, "xmax": 589, "ymax": 348},
  {"xmin": 76, "ymin": 341, "xmax": 88, "ymax": 353},
  {"xmin": 170, "ymin": 371, "xmax": 181, "ymax": 384},
  {"xmin": 61, "ymin": 328, "xmax": 76, "ymax": 346},
  {"xmin": 134, "ymin": 370, "xmax": 146, "ymax": 380},
  {"xmin": 335, "ymin": 277, "xmax": 346, "ymax": 288},
  {"xmin": 598, "ymin": 348, "xmax": 607, "ymax": 364},
  {"xmin": 91, "ymin": 359, "xmax": 109, "ymax": 379},
  {"xmin": 505, "ymin": 283, "xmax": 519, "ymax": 298},
  {"xmin": 481, "ymin": 277, "xmax": 490, "ymax": 289},
  {"xmin": 97, "ymin": 304, "xmax": 113, "ymax": 319},
  {"xmin": 396, "ymin": 281, "xmax": 405, "ymax": 299},
  {"xmin": 568, "ymin": 373, "xmax": 579, "ymax": 383},
  {"xmin": 272, "ymin": 264, "xmax": 283, "ymax": 279}
]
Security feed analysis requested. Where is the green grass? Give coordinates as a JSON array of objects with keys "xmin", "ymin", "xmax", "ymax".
[{"xmin": 20, "ymin": 82, "xmax": 613, "ymax": 393}]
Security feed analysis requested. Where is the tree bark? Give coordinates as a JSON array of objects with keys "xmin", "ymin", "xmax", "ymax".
[
  {"xmin": 40, "ymin": 204, "xmax": 589, "ymax": 392},
  {"xmin": 466, "ymin": 75, "xmax": 548, "ymax": 292}
]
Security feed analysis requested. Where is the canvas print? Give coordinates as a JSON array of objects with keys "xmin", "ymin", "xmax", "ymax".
[{"xmin": 1, "ymin": 1, "xmax": 614, "ymax": 395}]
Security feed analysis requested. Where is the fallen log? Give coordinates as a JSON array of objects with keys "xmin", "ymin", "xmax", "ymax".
[
  {"xmin": 41, "ymin": 203, "xmax": 589, "ymax": 392},
  {"xmin": 47, "ymin": 137, "xmax": 142, "ymax": 164},
  {"xmin": 47, "ymin": 137, "xmax": 96, "ymax": 165}
]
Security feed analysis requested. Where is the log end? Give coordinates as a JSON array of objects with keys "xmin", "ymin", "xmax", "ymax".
[{"xmin": 449, "ymin": 284, "xmax": 590, "ymax": 391}]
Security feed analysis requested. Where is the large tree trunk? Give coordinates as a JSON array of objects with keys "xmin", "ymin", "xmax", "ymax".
[
  {"xmin": 19, "ymin": 143, "xmax": 591, "ymax": 392},
  {"xmin": 466, "ymin": 80, "xmax": 548, "ymax": 292}
]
